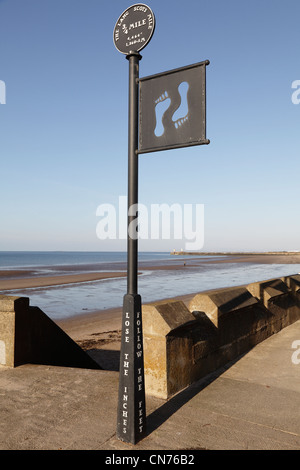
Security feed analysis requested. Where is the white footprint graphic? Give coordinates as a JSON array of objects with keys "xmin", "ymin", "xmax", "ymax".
[
  {"xmin": 154, "ymin": 91, "xmax": 171, "ymax": 137},
  {"xmin": 172, "ymin": 81, "xmax": 189, "ymax": 129}
]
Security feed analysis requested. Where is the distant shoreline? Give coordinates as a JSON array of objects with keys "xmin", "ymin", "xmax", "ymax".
[{"xmin": 1, "ymin": 252, "xmax": 300, "ymax": 290}]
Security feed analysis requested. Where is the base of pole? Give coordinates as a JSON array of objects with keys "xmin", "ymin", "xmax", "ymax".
[{"xmin": 116, "ymin": 293, "xmax": 146, "ymax": 444}]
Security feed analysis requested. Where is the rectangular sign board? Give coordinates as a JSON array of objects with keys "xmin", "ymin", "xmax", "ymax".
[{"xmin": 138, "ymin": 60, "xmax": 209, "ymax": 154}]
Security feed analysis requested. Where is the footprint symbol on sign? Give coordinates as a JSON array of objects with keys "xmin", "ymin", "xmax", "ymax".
[
  {"xmin": 154, "ymin": 92, "xmax": 171, "ymax": 137},
  {"xmin": 172, "ymin": 82, "xmax": 189, "ymax": 128},
  {"xmin": 154, "ymin": 82, "xmax": 190, "ymax": 137}
]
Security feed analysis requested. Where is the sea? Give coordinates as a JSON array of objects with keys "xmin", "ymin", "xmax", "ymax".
[{"xmin": 1, "ymin": 251, "xmax": 300, "ymax": 321}]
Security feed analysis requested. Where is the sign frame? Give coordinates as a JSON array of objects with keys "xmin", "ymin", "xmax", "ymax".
[{"xmin": 138, "ymin": 60, "xmax": 210, "ymax": 154}]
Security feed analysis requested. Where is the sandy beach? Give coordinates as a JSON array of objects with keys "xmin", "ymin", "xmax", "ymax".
[
  {"xmin": 0, "ymin": 257, "xmax": 201, "ymax": 369},
  {"xmin": 0, "ymin": 271, "xmax": 127, "ymax": 290},
  {"xmin": 1, "ymin": 252, "xmax": 300, "ymax": 370}
]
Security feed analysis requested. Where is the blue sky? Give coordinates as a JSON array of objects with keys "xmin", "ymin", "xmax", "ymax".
[{"xmin": 0, "ymin": 0, "xmax": 300, "ymax": 252}]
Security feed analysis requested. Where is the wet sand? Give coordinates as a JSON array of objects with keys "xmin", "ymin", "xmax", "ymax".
[
  {"xmin": 57, "ymin": 253, "xmax": 300, "ymax": 349},
  {"xmin": 0, "ymin": 259, "xmax": 202, "ymax": 365},
  {"xmin": 0, "ymin": 271, "xmax": 127, "ymax": 290}
]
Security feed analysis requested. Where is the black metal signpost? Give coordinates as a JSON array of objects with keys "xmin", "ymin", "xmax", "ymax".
[
  {"xmin": 113, "ymin": 4, "xmax": 155, "ymax": 445},
  {"xmin": 113, "ymin": 4, "xmax": 209, "ymax": 445}
]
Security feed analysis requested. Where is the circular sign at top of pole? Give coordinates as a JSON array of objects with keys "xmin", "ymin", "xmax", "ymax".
[{"xmin": 113, "ymin": 4, "xmax": 155, "ymax": 55}]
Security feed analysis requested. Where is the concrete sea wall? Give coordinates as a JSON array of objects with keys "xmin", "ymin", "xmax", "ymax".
[
  {"xmin": 142, "ymin": 274, "xmax": 300, "ymax": 399},
  {"xmin": 1, "ymin": 274, "xmax": 300, "ymax": 401}
]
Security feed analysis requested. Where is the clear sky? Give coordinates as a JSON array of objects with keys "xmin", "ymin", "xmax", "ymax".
[{"xmin": 1, "ymin": 0, "xmax": 300, "ymax": 252}]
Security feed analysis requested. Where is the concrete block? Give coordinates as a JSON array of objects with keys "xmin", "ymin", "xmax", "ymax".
[
  {"xmin": 0, "ymin": 296, "xmax": 29, "ymax": 367},
  {"xmin": 143, "ymin": 335, "xmax": 167, "ymax": 398},
  {"xmin": 248, "ymin": 278, "xmax": 299, "ymax": 328},
  {"xmin": 142, "ymin": 300, "xmax": 196, "ymax": 399},
  {"xmin": 283, "ymin": 275, "xmax": 300, "ymax": 322},
  {"xmin": 283, "ymin": 274, "xmax": 300, "ymax": 293},
  {"xmin": 247, "ymin": 278, "xmax": 289, "ymax": 307},
  {"xmin": 189, "ymin": 287, "xmax": 258, "ymax": 328},
  {"xmin": 188, "ymin": 287, "xmax": 264, "ymax": 348},
  {"xmin": 189, "ymin": 287, "xmax": 273, "ymax": 367},
  {"xmin": 142, "ymin": 300, "xmax": 196, "ymax": 337},
  {"xmin": 0, "ymin": 295, "xmax": 100, "ymax": 370}
]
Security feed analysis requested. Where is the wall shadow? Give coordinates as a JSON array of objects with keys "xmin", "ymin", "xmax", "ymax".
[{"xmin": 84, "ymin": 348, "xmax": 120, "ymax": 372}]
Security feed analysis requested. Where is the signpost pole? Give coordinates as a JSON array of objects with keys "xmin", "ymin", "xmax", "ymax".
[
  {"xmin": 127, "ymin": 52, "xmax": 141, "ymax": 297},
  {"xmin": 113, "ymin": 4, "xmax": 155, "ymax": 445},
  {"xmin": 113, "ymin": 2, "xmax": 210, "ymax": 446},
  {"xmin": 116, "ymin": 51, "xmax": 147, "ymax": 445}
]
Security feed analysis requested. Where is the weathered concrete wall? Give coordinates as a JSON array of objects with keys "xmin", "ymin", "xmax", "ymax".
[
  {"xmin": 0, "ymin": 295, "xmax": 100, "ymax": 370},
  {"xmin": 142, "ymin": 274, "xmax": 300, "ymax": 399}
]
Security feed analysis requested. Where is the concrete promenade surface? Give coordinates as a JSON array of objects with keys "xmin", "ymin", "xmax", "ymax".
[{"xmin": 0, "ymin": 320, "xmax": 300, "ymax": 451}]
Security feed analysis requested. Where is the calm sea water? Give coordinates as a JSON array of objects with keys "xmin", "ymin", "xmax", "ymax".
[
  {"xmin": 0, "ymin": 251, "xmax": 173, "ymax": 269},
  {"xmin": 1, "ymin": 251, "xmax": 300, "ymax": 320}
]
